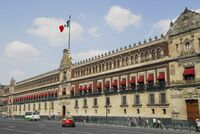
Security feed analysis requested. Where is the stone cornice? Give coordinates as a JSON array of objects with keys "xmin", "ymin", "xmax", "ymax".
[
  {"xmin": 15, "ymin": 69, "xmax": 59, "ymax": 86},
  {"xmin": 13, "ymin": 82, "xmax": 60, "ymax": 95},
  {"xmin": 72, "ymin": 38, "xmax": 167, "ymax": 68}
]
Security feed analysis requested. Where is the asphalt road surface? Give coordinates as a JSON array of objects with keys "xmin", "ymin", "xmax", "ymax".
[{"xmin": 0, "ymin": 118, "xmax": 197, "ymax": 134}]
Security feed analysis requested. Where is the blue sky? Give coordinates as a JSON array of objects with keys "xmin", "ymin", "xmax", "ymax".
[{"xmin": 0, "ymin": 0, "xmax": 200, "ymax": 84}]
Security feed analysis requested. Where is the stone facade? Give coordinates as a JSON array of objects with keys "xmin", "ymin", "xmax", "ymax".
[{"xmin": 1, "ymin": 8, "xmax": 200, "ymax": 121}]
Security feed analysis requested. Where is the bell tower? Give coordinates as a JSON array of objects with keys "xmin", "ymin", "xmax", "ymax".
[{"xmin": 59, "ymin": 49, "xmax": 72, "ymax": 82}]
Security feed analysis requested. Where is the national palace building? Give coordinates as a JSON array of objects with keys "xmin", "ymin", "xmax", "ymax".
[{"xmin": 1, "ymin": 8, "xmax": 200, "ymax": 122}]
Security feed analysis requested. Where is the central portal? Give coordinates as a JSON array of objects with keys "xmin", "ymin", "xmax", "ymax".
[{"xmin": 62, "ymin": 106, "xmax": 66, "ymax": 118}]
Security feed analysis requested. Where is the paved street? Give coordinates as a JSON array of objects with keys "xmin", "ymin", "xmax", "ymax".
[{"xmin": 0, "ymin": 118, "xmax": 198, "ymax": 134}]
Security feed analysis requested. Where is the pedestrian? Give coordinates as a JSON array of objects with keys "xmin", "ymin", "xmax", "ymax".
[
  {"xmin": 138, "ymin": 116, "xmax": 142, "ymax": 127},
  {"xmin": 153, "ymin": 118, "xmax": 157, "ymax": 128},
  {"xmin": 157, "ymin": 119, "xmax": 161, "ymax": 128},
  {"xmin": 127, "ymin": 116, "xmax": 131, "ymax": 126},
  {"xmin": 195, "ymin": 119, "xmax": 200, "ymax": 132},
  {"xmin": 145, "ymin": 119, "xmax": 149, "ymax": 127},
  {"xmin": 133, "ymin": 117, "xmax": 137, "ymax": 127}
]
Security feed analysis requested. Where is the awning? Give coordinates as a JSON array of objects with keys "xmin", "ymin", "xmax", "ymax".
[
  {"xmin": 137, "ymin": 76, "xmax": 144, "ymax": 83},
  {"xmin": 45, "ymin": 92, "xmax": 48, "ymax": 96},
  {"xmin": 157, "ymin": 72, "xmax": 165, "ymax": 80},
  {"xmin": 147, "ymin": 74, "xmax": 154, "ymax": 82},
  {"xmin": 83, "ymin": 85, "xmax": 87, "ymax": 91},
  {"xmin": 48, "ymin": 91, "xmax": 51, "ymax": 96},
  {"xmin": 55, "ymin": 90, "xmax": 58, "ymax": 96},
  {"xmin": 88, "ymin": 84, "xmax": 92, "ymax": 90},
  {"xmin": 97, "ymin": 82, "xmax": 102, "ymax": 89},
  {"xmin": 183, "ymin": 67, "xmax": 195, "ymax": 75},
  {"xmin": 120, "ymin": 79, "xmax": 126, "ymax": 85},
  {"xmin": 112, "ymin": 80, "xmax": 118, "ymax": 87},
  {"xmin": 79, "ymin": 86, "xmax": 82, "ymax": 91},
  {"xmin": 70, "ymin": 87, "xmax": 74, "ymax": 93},
  {"xmin": 39, "ymin": 93, "xmax": 43, "ymax": 97},
  {"xmin": 51, "ymin": 91, "xmax": 54, "ymax": 96},
  {"xmin": 129, "ymin": 77, "xmax": 136, "ymax": 84}
]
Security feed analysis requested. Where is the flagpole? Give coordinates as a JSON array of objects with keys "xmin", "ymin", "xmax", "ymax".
[{"xmin": 68, "ymin": 15, "xmax": 71, "ymax": 50}]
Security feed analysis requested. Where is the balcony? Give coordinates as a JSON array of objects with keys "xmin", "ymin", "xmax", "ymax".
[
  {"xmin": 146, "ymin": 82, "xmax": 166, "ymax": 91},
  {"xmin": 137, "ymin": 84, "xmax": 145, "ymax": 91}
]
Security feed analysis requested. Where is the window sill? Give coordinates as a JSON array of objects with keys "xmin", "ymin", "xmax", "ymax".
[
  {"xmin": 92, "ymin": 105, "xmax": 99, "ymax": 108},
  {"xmin": 157, "ymin": 103, "xmax": 169, "ymax": 106},
  {"xmin": 147, "ymin": 104, "xmax": 157, "ymax": 107},
  {"xmin": 104, "ymin": 105, "xmax": 112, "ymax": 108},
  {"xmin": 132, "ymin": 104, "xmax": 142, "ymax": 107},
  {"xmin": 120, "ymin": 104, "xmax": 129, "ymax": 107}
]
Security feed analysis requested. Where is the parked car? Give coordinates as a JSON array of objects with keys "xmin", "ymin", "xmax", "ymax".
[
  {"xmin": 25, "ymin": 111, "xmax": 40, "ymax": 121},
  {"xmin": 62, "ymin": 116, "xmax": 75, "ymax": 127}
]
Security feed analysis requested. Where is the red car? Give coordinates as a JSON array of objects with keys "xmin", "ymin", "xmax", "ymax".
[{"xmin": 62, "ymin": 116, "xmax": 76, "ymax": 127}]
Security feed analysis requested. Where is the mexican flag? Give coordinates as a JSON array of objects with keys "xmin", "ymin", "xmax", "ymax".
[{"xmin": 59, "ymin": 18, "xmax": 70, "ymax": 32}]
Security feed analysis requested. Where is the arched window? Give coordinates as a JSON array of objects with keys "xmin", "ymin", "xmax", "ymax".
[
  {"xmin": 117, "ymin": 59, "xmax": 120, "ymax": 67},
  {"xmin": 109, "ymin": 61, "xmax": 112, "ymax": 69},
  {"xmin": 86, "ymin": 68, "xmax": 88, "ymax": 75},
  {"xmin": 145, "ymin": 52, "xmax": 149, "ymax": 61},
  {"xmin": 152, "ymin": 50, "xmax": 155, "ymax": 60},
  {"xmin": 126, "ymin": 57, "xmax": 129, "ymax": 66},
  {"xmin": 185, "ymin": 42, "xmax": 192, "ymax": 51},
  {"xmin": 131, "ymin": 55, "xmax": 134, "ymax": 64},
  {"xmin": 89, "ymin": 67, "xmax": 91, "ymax": 74},
  {"xmin": 75, "ymin": 71, "xmax": 78, "ymax": 77},
  {"xmin": 113, "ymin": 60, "xmax": 116, "ymax": 68},
  {"xmin": 106, "ymin": 62, "xmax": 109, "ymax": 70},
  {"xmin": 141, "ymin": 52, "xmax": 145, "ymax": 62},
  {"xmin": 92, "ymin": 66, "xmax": 95, "ymax": 73},
  {"xmin": 99, "ymin": 64, "xmax": 101, "ymax": 72},
  {"xmin": 135, "ymin": 54, "xmax": 138, "ymax": 63},
  {"xmin": 157, "ymin": 48, "xmax": 161, "ymax": 59},
  {"xmin": 83, "ymin": 69, "xmax": 86, "ymax": 75},
  {"xmin": 63, "ymin": 71, "xmax": 67, "ymax": 80},
  {"xmin": 102, "ymin": 63, "xmax": 104, "ymax": 71},
  {"xmin": 95, "ymin": 65, "xmax": 98, "ymax": 73},
  {"xmin": 122, "ymin": 58, "xmax": 125, "ymax": 66}
]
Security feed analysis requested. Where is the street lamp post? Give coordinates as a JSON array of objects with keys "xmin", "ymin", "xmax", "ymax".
[{"xmin": 106, "ymin": 105, "xmax": 108, "ymax": 124}]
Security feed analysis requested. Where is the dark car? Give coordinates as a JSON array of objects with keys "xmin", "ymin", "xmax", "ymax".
[{"xmin": 62, "ymin": 116, "xmax": 75, "ymax": 127}]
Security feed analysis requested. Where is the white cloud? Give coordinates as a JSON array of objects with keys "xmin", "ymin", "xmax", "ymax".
[
  {"xmin": 195, "ymin": 9, "xmax": 200, "ymax": 13},
  {"xmin": 104, "ymin": 5, "xmax": 142, "ymax": 32},
  {"xmin": 4, "ymin": 41, "xmax": 39, "ymax": 61},
  {"xmin": 72, "ymin": 49, "xmax": 107, "ymax": 62},
  {"xmin": 8, "ymin": 69, "xmax": 26, "ymax": 82},
  {"xmin": 151, "ymin": 8, "xmax": 200, "ymax": 35},
  {"xmin": 152, "ymin": 19, "xmax": 171, "ymax": 35},
  {"xmin": 89, "ymin": 27, "xmax": 100, "ymax": 37},
  {"xmin": 27, "ymin": 17, "xmax": 84, "ymax": 46}
]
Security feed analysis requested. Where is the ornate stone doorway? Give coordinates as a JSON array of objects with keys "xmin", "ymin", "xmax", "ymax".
[{"xmin": 186, "ymin": 99, "xmax": 199, "ymax": 121}]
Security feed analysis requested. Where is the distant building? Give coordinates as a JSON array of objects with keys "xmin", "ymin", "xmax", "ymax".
[
  {"xmin": 0, "ymin": 84, "xmax": 9, "ymax": 116},
  {"xmin": 1, "ymin": 8, "xmax": 200, "ymax": 121}
]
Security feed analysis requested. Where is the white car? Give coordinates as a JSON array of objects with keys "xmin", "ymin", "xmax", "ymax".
[{"xmin": 25, "ymin": 111, "xmax": 40, "ymax": 121}]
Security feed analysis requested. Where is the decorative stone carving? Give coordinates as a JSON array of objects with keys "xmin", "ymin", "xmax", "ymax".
[
  {"xmin": 59, "ymin": 49, "xmax": 72, "ymax": 70},
  {"xmin": 172, "ymin": 107, "xmax": 180, "ymax": 114},
  {"xmin": 167, "ymin": 8, "xmax": 200, "ymax": 37}
]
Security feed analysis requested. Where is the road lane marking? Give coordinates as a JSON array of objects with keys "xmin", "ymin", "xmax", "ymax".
[
  {"xmin": 8, "ymin": 125, "xmax": 16, "ymax": 128},
  {"xmin": 3, "ymin": 128, "xmax": 42, "ymax": 134},
  {"xmin": 38, "ymin": 124, "xmax": 46, "ymax": 127}
]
